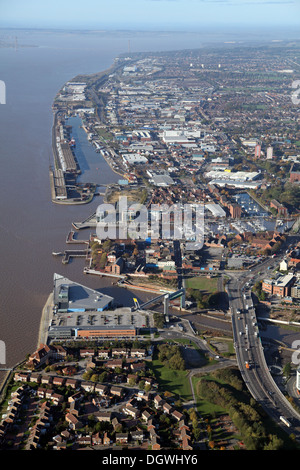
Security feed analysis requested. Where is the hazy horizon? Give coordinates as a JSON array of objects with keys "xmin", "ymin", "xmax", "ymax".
[{"xmin": 1, "ymin": 0, "xmax": 299, "ymax": 32}]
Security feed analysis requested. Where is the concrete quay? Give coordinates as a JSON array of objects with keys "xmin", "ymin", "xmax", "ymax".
[{"xmin": 38, "ymin": 293, "xmax": 54, "ymax": 346}]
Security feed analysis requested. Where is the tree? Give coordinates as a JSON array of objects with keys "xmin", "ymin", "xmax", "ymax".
[
  {"xmin": 98, "ymin": 371, "xmax": 107, "ymax": 383},
  {"xmin": 264, "ymin": 435, "xmax": 284, "ymax": 450},
  {"xmin": 193, "ymin": 427, "xmax": 201, "ymax": 441},
  {"xmin": 208, "ymin": 440, "xmax": 215, "ymax": 449},
  {"xmin": 139, "ymin": 380, "xmax": 145, "ymax": 390},
  {"xmin": 283, "ymin": 362, "xmax": 291, "ymax": 379}
]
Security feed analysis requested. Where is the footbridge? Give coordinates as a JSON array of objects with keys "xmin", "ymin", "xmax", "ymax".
[{"xmin": 132, "ymin": 288, "xmax": 186, "ymax": 322}]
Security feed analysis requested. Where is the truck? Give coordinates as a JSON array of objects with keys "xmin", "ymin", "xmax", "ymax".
[
  {"xmin": 245, "ymin": 361, "xmax": 251, "ymax": 370},
  {"xmin": 280, "ymin": 416, "xmax": 291, "ymax": 428}
]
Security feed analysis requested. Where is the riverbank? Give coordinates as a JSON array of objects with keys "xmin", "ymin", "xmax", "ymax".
[{"xmin": 37, "ymin": 293, "xmax": 53, "ymax": 346}]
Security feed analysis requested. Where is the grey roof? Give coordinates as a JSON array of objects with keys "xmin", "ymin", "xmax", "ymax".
[
  {"xmin": 151, "ymin": 174, "xmax": 175, "ymax": 187},
  {"xmin": 53, "ymin": 273, "xmax": 114, "ymax": 312}
]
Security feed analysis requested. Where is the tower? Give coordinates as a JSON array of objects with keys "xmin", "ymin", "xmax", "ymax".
[
  {"xmin": 267, "ymin": 146, "xmax": 273, "ymax": 160},
  {"xmin": 255, "ymin": 144, "xmax": 261, "ymax": 159}
]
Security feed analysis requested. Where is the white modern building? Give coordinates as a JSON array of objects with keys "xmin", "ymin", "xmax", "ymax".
[
  {"xmin": 122, "ymin": 154, "xmax": 148, "ymax": 165},
  {"xmin": 205, "ymin": 204, "xmax": 226, "ymax": 218}
]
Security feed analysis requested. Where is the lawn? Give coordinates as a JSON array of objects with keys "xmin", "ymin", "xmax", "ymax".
[
  {"xmin": 185, "ymin": 276, "xmax": 219, "ymax": 294},
  {"xmin": 149, "ymin": 356, "xmax": 192, "ymax": 401},
  {"xmin": 191, "ymin": 376, "xmax": 226, "ymax": 417}
]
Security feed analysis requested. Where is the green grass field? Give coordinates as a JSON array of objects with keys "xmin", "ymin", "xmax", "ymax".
[
  {"xmin": 192, "ymin": 375, "xmax": 226, "ymax": 416},
  {"xmin": 149, "ymin": 357, "xmax": 192, "ymax": 401},
  {"xmin": 185, "ymin": 276, "xmax": 219, "ymax": 294}
]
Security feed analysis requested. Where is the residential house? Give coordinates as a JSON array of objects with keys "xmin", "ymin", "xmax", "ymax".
[
  {"xmin": 37, "ymin": 388, "xmax": 46, "ymax": 399},
  {"xmin": 14, "ymin": 372, "xmax": 30, "ymax": 383},
  {"xmin": 50, "ymin": 344, "xmax": 67, "ymax": 361},
  {"xmin": 41, "ymin": 375, "xmax": 53, "ymax": 386},
  {"xmin": 97, "ymin": 349, "xmax": 110, "ymax": 360},
  {"xmin": 103, "ymin": 432, "xmax": 111, "ymax": 446},
  {"xmin": 68, "ymin": 391, "xmax": 83, "ymax": 404},
  {"xmin": 110, "ymin": 386, "xmax": 124, "ymax": 397},
  {"xmin": 127, "ymin": 374, "xmax": 138, "ymax": 385},
  {"xmin": 150, "ymin": 433, "xmax": 161, "ymax": 450},
  {"xmin": 142, "ymin": 410, "xmax": 152, "ymax": 422},
  {"xmin": 112, "ymin": 348, "xmax": 128, "ymax": 358},
  {"xmin": 181, "ymin": 435, "xmax": 193, "ymax": 451},
  {"xmin": 29, "ymin": 373, "xmax": 41, "ymax": 384},
  {"xmin": 45, "ymin": 389, "xmax": 54, "ymax": 400},
  {"xmin": 52, "ymin": 376, "xmax": 65, "ymax": 387},
  {"xmin": 130, "ymin": 349, "xmax": 146, "ymax": 358},
  {"xmin": 105, "ymin": 359, "xmax": 124, "ymax": 370},
  {"xmin": 163, "ymin": 402, "xmax": 173, "ymax": 414},
  {"xmin": 115, "ymin": 433, "xmax": 128, "ymax": 444},
  {"xmin": 27, "ymin": 344, "xmax": 53, "ymax": 369},
  {"xmin": 112, "ymin": 416, "xmax": 122, "ymax": 431},
  {"xmin": 95, "ymin": 383, "xmax": 109, "ymax": 396},
  {"xmin": 92, "ymin": 432, "xmax": 102, "ymax": 446},
  {"xmin": 65, "ymin": 378, "xmax": 79, "ymax": 389},
  {"xmin": 131, "ymin": 430, "xmax": 144, "ymax": 442},
  {"xmin": 79, "ymin": 349, "xmax": 95, "ymax": 359},
  {"xmin": 124, "ymin": 404, "xmax": 140, "ymax": 419},
  {"xmin": 77, "ymin": 435, "xmax": 92, "ymax": 447},
  {"xmin": 171, "ymin": 410, "xmax": 184, "ymax": 422},
  {"xmin": 51, "ymin": 393, "xmax": 64, "ymax": 406},
  {"xmin": 154, "ymin": 395, "xmax": 164, "ymax": 409},
  {"xmin": 65, "ymin": 412, "xmax": 83, "ymax": 431},
  {"xmin": 95, "ymin": 411, "xmax": 112, "ymax": 423},
  {"xmin": 81, "ymin": 381, "xmax": 95, "ymax": 393},
  {"xmin": 130, "ymin": 362, "xmax": 145, "ymax": 372},
  {"xmin": 111, "ymin": 257, "xmax": 124, "ymax": 275}
]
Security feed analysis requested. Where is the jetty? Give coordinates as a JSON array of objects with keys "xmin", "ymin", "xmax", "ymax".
[
  {"xmin": 72, "ymin": 212, "xmax": 97, "ymax": 230},
  {"xmin": 66, "ymin": 231, "xmax": 89, "ymax": 245},
  {"xmin": 62, "ymin": 249, "xmax": 89, "ymax": 264},
  {"xmin": 83, "ymin": 267, "xmax": 127, "ymax": 279}
]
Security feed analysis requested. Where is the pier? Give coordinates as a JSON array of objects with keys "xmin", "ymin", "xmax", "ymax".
[
  {"xmin": 62, "ymin": 249, "xmax": 89, "ymax": 264},
  {"xmin": 72, "ymin": 212, "xmax": 97, "ymax": 230},
  {"xmin": 66, "ymin": 231, "xmax": 89, "ymax": 245},
  {"xmin": 83, "ymin": 267, "xmax": 126, "ymax": 279}
]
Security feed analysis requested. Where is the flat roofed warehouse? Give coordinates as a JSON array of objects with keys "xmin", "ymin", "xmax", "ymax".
[
  {"xmin": 48, "ymin": 325, "xmax": 136, "ymax": 340},
  {"xmin": 60, "ymin": 143, "xmax": 77, "ymax": 172},
  {"xmin": 76, "ymin": 325, "xmax": 136, "ymax": 338},
  {"xmin": 53, "ymin": 169, "xmax": 67, "ymax": 200},
  {"xmin": 205, "ymin": 204, "xmax": 226, "ymax": 218},
  {"xmin": 53, "ymin": 273, "xmax": 114, "ymax": 312}
]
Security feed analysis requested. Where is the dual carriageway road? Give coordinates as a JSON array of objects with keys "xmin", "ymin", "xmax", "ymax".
[{"xmin": 226, "ymin": 248, "xmax": 300, "ymax": 438}]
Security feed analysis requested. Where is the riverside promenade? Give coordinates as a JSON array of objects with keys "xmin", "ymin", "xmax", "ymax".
[{"xmin": 37, "ymin": 293, "xmax": 53, "ymax": 346}]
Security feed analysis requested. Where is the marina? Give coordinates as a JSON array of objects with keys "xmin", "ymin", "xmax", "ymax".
[{"xmin": 233, "ymin": 192, "xmax": 269, "ymax": 217}]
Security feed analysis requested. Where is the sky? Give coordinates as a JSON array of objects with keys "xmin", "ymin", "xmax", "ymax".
[{"xmin": 0, "ymin": 0, "xmax": 299, "ymax": 31}]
